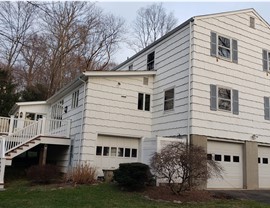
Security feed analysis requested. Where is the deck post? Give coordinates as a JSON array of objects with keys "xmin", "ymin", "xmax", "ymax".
[
  {"xmin": 39, "ymin": 144, "xmax": 48, "ymax": 166},
  {"xmin": 8, "ymin": 115, "xmax": 14, "ymax": 135},
  {"xmin": 41, "ymin": 117, "xmax": 46, "ymax": 135}
]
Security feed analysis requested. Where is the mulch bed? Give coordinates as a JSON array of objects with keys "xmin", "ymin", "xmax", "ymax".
[{"xmin": 143, "ymin": 186, "xmax": 225, "ymax": 203}]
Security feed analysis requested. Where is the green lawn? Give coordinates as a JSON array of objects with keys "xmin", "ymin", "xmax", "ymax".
[{"xmin": 0, "ymin": 180, "xmax": 269, "ymax": 208}]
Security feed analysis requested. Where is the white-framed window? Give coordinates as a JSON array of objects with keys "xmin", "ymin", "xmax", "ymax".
[
  {"xmin": 263, "ymin": 49, "xmax": 270, "ymax": 71},
  {"xmin": 211, "ymin": 32, "xmax": 238, "ymax": 63},
  {"xmin": 164, "ymin": 88, "xmax": 174, "ymax": 111},
  {"xmin": 96, "ymin": 146, "xmax": 137, "ymax": 158},
  {"xmin": 210, "ymin": 85, "xmax": 239, "ymax": 115},
  {"xmin": 147, "ymin": 51, "xmax": 155, "ymax": 70},
  {"xmin": 71, "ymin": 90, "xmax": 79, "ymax": 109},
  {"xmin": 217, "ymin": 87, "xmax": 232, "ymax": 112},
  {"xmin": 138, "ymin": 93, "xmax": 150, "ymax": 111}
]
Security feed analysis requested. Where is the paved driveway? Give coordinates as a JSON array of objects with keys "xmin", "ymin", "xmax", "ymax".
[{"xmin": 211, "ymin": 190, "xmax": 270, "ymax": 205}]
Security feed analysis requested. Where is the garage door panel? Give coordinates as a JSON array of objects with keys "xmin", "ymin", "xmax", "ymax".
[
  {"xmin": 207, "ymin": 141, "xmax": 243, "ymax": 189},
  {"xmin": 258, "ymin": 146, "xmax": 270, "ymax": 188},
  {"xmin": 95, "ymin": 135, "xmax": 140, "ymax": 176}
]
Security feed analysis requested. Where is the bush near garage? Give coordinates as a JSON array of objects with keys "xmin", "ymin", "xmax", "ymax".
[
  {"xmin": 113, "ymin": 162, "xmax": 154, "ymax": 191},
  {"xmin": 150, "ymin": 142, "xmax": 223, "ymax": 195}
]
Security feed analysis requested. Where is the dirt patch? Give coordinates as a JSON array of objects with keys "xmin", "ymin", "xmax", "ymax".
[{"xmin": 143, "ymin": 186, "xmax": 215, "ymax": 203}]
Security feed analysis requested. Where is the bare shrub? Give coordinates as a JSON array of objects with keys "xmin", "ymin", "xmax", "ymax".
[
  {"xmin": 65, "ymin": 162, "xmax": 97, "ymax": 185},
  {"xmin": 26, "ymin": 164, "xmax": 60, "ymax": 184},
  {"xmin": 150, "ymin": 142, "xmax": 223, "ymax": 194}
]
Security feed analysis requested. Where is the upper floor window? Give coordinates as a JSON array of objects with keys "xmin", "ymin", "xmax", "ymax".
[
  {"xmin": 210, "ymin": 85, "xmax": 239, "ymax": 115},
  {"xmin": 71, "ymin": 90, "xmax": 79, "ymax": 109},
  {"xmin": 264, "ymin": 97, "xmax": 270, "ymax": 120},
  {"xmin": 250, "ymin": 17, "xmax": 255, "ymax": 28},
  {"xmin": 164, "ymin": 88, "xmax": 174, "ymax": 111},
  {"xmin": 147, "ymin": 51, "xmax": 155, "ymax": 70},
  {"xmin": 210, "ymin": 32, "xmax": 238, "ymax": 63},
  {"xmin": 262, "ymin": 50, "xmax": 270, "ymax": 72},
  {"xmin": 128, "ymin": 64, "xmax": 133, "ymax": 70},
  {"xmin": 138, "ymin": 93, "xmax": 150, "ymax": 111}
]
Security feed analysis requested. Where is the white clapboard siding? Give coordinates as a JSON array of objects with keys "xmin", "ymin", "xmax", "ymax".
[
  {"xmin": 81, "ymin": 75, "xmax": 154, "ymax": 161},
  {"xmin": 191, "ymin": 10, "xmax": 270, "ymax": 143}
]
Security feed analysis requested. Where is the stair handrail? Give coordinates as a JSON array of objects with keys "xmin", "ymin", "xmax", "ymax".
[{"xmin": 4, "ymin": 119, "xmax": 42, "ymax": 154}]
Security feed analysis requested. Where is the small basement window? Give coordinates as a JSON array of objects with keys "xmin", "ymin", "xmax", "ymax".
[
  {"xmin": 132, "ymin": 149, "xmax": 137, "ymax": 158},
  {"xmin": 125, "ymin": 148, "xmax": 131, "ymax": 157},
  {"xmin": 224, "ymin": 155, "xmax": 231, "ymax": 162},
  {"xmin": 118, "ymin": 148, "xmax": 124, "ymax": 157},
  {"xmin": 233, "ymin": 156, "xmax": 240, "ymax": 163},
  {"xmin": 214, "ymin": 154, "xmax": 222, "ymax": 161},
  {"xmin": 263, "ymin": 158, "xmax": 268, "ymax": 164},
  {"xmin": 258, "ymin": 157, "xmax": 261, "ymax": 164},
  {"xmin": 207, "ymin": 154, "xmax": 212, "ymax": 160},
  {"xmin": 111, "ymin": 147, "xmax": 117, "ymax": 156},
  {"xmin": 103, "ymin": 147, "xmax": 110, "ymax": 156},
  {"xmin": 96, "ymin": 146, "xmax": 102, "ymax": 156}
]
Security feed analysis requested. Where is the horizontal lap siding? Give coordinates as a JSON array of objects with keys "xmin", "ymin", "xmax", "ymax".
[
  {"xmin": 82, "ymin": 76, "xmax": 153, "ymax": 160},
  {"xmin": 192, "ymin": 11, "xmax": 270, "ymax": 143},
  {"xmin": 152, "ymin": 25, "xmax": 190, "ymax": 136}
]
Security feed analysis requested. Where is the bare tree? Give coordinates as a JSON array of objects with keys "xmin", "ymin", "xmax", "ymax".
[
  {"xmin": 150, "ymin": 142, "xmax": 223, "ymax": 194},
  {"xmin": 129, "ymin": 3, "xmax": 177, "ymax": 52},
  {"xmin": 0, "ymin": 2, "xmax": 37, "ymax": 75}
]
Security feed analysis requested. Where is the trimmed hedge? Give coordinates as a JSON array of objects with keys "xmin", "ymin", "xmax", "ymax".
[{"xmin": 113, "ymin": 163, "xmax": 153, "ymax": 191}]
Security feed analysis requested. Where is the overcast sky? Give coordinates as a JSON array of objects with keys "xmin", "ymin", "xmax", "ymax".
[{"xmin": 96, "ymin": 1, "xmax": 270, "ymax": 64}]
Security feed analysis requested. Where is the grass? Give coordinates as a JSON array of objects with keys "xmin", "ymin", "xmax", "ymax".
[{"xmin": 0, "ymin": 180, "xmax": 269, "ymax": 208}]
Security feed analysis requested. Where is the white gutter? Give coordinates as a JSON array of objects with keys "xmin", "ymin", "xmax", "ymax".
[
  {"xmin": 78, "ymin": 77, "xmax": 87, "ymax": 164},
  {"xmin": 187, "ymin": 20, "xmax": 193, "ymax": 145}
]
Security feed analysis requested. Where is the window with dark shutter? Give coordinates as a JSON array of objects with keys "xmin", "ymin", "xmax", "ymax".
[
  {"xmin": 210, "ymin": 85, "xmax": 239, "ymax": 115},
  {"xmin": 232, "ymin": 89, "xmax": 239, "ymax": 115},
  {"xmin": 210, "ymin": 32, "xmax": 238, "ymax": 63},
  {"xmin": 264, "ymin": 97, "xmax": 270, "ymax": 120},
  {"xmin": 210, "ymin": 32, "xmax": 217, "ymax": 57},
  {"xmin": 210, "ymin": 85, "xmax": 217, "ymax": 111}
]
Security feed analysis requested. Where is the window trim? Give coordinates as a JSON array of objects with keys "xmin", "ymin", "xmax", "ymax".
[
  {"xmin": 217, "ymin": 86, "xmax": 232, "ymax": 113},
  {"xmin": 137, "ymin": 92, "xmax": 151, "ymax": 111},
  {"xmin": 164, "ymin": 87, "xmax": 175, "ymax": 112},
  {"xmin": 263, "ymin": 49, "xmax": 270, "ymax": 71},
  {"xmin": 147, "ymin": 51, "xmax": 155, "ymax": 70},
  {"xmin": 71, "ymin": 89, "xmax": 79, "ymax": 109}
]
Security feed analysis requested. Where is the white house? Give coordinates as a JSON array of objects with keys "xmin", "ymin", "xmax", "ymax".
[{"xmin": 0, "ymin": 8, "xmax": 270, "ymax": 190}]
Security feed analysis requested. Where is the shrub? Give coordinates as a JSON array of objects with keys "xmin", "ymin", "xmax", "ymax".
[
  {"xmin": 150, "ymin": 142, "xmax": 223, "ymax": 194},
  {"xmin": 113, "ymin": 162, "xmax": 153, "ymax": 191},
  {"xmin": 64, "ymin": 162, "xmax": 97, "ymax": 184},
  {"xmin": 26, "ymin": 164, "xmax": 60, "ymax": 184}
]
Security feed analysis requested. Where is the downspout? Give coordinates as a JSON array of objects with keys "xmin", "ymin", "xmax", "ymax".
[
  {"xmin": 78, "ymin": 76, "xmax": 87, "ymax": 164},
  {"xmin": 187, "ymin": 20, "xmax": 193, "ymax": 145}
]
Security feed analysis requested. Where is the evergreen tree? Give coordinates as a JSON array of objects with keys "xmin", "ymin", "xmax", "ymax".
[{"xmin": 0, "ymin": 70, "xmax": 19, "ymax": 117}]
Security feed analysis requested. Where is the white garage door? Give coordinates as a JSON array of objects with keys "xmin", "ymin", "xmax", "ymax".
[
  {"xmin": 95, "ymin": 135, "xmax": 140, "ymax": 175},
  {"xmin": 207, "ymin": 141, "xmax": 243, "ymax": 189},
  {"xmin": 258, "ymin": 146, "xmax": 270, "ymax": 188}
]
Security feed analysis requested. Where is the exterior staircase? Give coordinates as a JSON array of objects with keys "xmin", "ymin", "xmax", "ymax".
[{"xmin": 0, "ymin": 117, "xmax": 71, "ymax": 189}]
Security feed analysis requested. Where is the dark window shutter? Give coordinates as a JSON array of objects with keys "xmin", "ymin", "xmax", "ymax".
[
  {"xmin": 210, "ymin": 85, "xmax": 217, "ymax": 111},
  {"xmin": 210, "ymin": 32, "xmax": 217, "ymax": 57},
  {"xmin": 263, "ymin": 50, "xmax": 268, "ymax": 71},
  {"xmin": 232, "ymin": 39, "xmax": 238, "ymax": 63},
  {"xmin": 232, "ymin": 89, "xmax": 239, "ymax": 115},
  {"xmin": 264, "ymin": 97, "xmax": 270, "ymax": 120}
]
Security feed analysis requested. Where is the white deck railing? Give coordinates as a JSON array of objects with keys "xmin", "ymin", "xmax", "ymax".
[
  {"xmin": 0, "ymin": 117, "xmax": 10, "ymax": 134},
  {"xmin": 1, "ymin": 117, "xmax": 70, "ymax": 156},
  {"xmin": 0, "ymin": 116, "xmax": 35, "ymax": 135}
]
